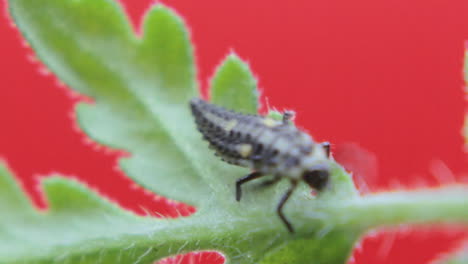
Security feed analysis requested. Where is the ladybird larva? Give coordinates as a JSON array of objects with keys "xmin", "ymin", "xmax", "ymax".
[{"xmin": 190, "ymin": 98, "xmax": 331, "ymax": 233}]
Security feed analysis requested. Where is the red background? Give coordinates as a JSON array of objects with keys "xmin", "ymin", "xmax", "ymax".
[{"xmin": 1, "ymin": 0, "xmax": 468, "ymax": 263}]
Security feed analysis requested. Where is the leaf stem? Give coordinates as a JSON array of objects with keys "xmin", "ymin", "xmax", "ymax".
[{"xmin": 338, "ymin": 186, "xmax": 468, "ymax": 230}]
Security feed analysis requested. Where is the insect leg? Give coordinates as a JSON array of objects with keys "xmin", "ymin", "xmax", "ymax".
[
  {"xmin": 277, "ymin": 180, "xmax": 298, "ymax": 233},
  {"xmin": 321, "ymin": 142, "xmax": 331, "ymax": 157},
  {"xmin": 236, "ymin": 172, "xmax": 264, "ymax": 201}
]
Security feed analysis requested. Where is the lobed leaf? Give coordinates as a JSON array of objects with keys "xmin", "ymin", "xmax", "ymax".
[
  {"xmin": 0, "ymin": 162, "xmax": 158, "ymax": 263},
  {"xmin": 211, "ymin": 53, "xmax": 259, "ymax": 114},
  {"xmin": 9, "ymin": 0, "xmax": 211, "ymax": 206},
  {"xmin": 0, "ymin": 163, "xmax": 34, "ymax": 217}
]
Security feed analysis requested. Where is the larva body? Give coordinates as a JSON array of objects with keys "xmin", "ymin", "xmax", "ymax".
[{"xmin": 190, "ymin": 98, "xmax": 331, "ymax": 233}]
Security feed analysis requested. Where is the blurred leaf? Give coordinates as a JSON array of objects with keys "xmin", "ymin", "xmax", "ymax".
[
  {"xmin": 436, "ymin": 244, "xmax": 468, "ymax": 264},
  {"xmin": 0, "ymin": 163, "xmax": 175, "ymax": 264}
]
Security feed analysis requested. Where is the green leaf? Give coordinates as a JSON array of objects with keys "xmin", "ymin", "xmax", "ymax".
[
  {"xmin": 10, "ymin": 0, "xmax": 208, "ymax": 206},
  {"xmin": 0, "ymin": 163, "xmax": 34, "ymax": 216},
  {"xmin": 0, "ymin": 162, "xmax": 160, "ymax": 264},
  {"xmin": 211, "ymin": 53, "xmax": 259, "ymax": 114},
  {"xmin": 6, "ymin": 0, "xmax": 468, "ymax": 263},
  {"xmin": 437, "ymin": 244, "xmax": 468, "ymax": 264},
  {"xmin": 259, "ymin": 230, "xmax": 361, "ymax": 264}
]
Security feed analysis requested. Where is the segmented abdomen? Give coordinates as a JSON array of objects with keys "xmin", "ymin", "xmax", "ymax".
[
  {"xmin": 190, "ymin": 98, "xmax": 258, "ymax": 166},
  {"xmin": 190, "ymin": 98, "xmax": 314, "ymax": 171}
]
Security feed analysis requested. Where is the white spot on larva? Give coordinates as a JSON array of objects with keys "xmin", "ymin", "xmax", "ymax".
[
  {"xmin": 204, "ymin": 112, "xmax": 225, "ymax": 125},
  {"xmin": 224, "ymin": 119, "xmax": 237, "ymax": 131},
  {"xmin": 237, "ymin": 144, "xmax": 253, "ymax": 158}
]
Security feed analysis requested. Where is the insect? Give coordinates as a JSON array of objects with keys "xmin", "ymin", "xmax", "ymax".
[{"xmin": 190, "ymin": 98, "xmax": 331, "ymax": 233}]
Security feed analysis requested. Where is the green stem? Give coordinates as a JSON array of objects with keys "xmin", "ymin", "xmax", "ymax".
[{"xmin": 339, "ymin": 186, "xmax": 468, "ymax": 229}]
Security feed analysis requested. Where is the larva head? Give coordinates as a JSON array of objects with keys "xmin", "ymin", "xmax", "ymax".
[
  {"xmin": 300, "ymin": 144, "xmax": 330, "ymax": 191},
  {"xmin": 302, "ymin": 164, "xmax": 330, "ymax": 191}
]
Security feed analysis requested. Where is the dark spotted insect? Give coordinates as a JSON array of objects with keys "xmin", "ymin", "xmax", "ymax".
[{"xmin": 190, "ymin": 98, "xmax": 331, "ymax": 233}]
